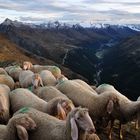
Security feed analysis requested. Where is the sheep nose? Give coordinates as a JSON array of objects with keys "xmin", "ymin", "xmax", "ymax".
[
  {"xmin": 88, "ymin": 128, "xmax": 96, "ymax": 134},
  {"xmin": 0, "ymin": 109, "xmax": 4, "ymax": 113},
  {"xmin": 32, "ymin": 124, "xmax": 37, "ymax": 130}
]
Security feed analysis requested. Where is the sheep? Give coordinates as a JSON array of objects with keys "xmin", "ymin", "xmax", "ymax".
[
  {"xmin": 135, "ymin": 96, "xmax": 140, "ymax": 129},
  {"xmin": 85, "ymin": 133, "xmax": 100, "ymax": 140},
  {"xmin": 0, "ymin": 74, "xmax": 15, "ymax": 90},
  {"xmin": 7, "ymin": 65, "xmax": 22, "ymax": 82},
  {"xmin": 19, "ymin": 70, "xmax": 43, "ymax": 88},
  {"xmin": 0, "ymin": 68, "xmax": 8, "ymax": 75},
  {"xmin": 95, "ymin": 83, "xmax": 140, "ymax": 139},
  {"xmin": 3, "ymin": 113, "xmax": 37, "ymax": 140},
  {"xmin": 56, "ymin": 74, "xmax": 68, "ymax": 84},
  {"xmin": 56, "ymin": 80, "xmax": 118, "ymax": 125},
  {"xmin": 4, "ymin": 66, "xmax": 14, "ymax": 73},
  {"xmin": 72, "ymin": 79, "xmax": 97, "ymax": 93},
  {"xmin": 0, "ymin": 84, "xmax": 10, "ymax": 122},
  {"xmin": 56, "ymin": 75, "xmax": 97, "ymax": 94},
  {"xmin": 23, "ymin": 61, "xmax": 61, "ymax": 79},
  {"xmin": 14, "ymin": 107, "xmax": 96, "ymax": 140},
  {"xmin": 19, "ymin": 70, "xmax": 34, "ymax": 88},
  {"xmin": 95, "ymin": 84, "xmax": 116, "ymax": 94},
  {"xmin": 39, "ymin": 70, "xmax": 57, "ymax": 86},
  {"xmin": 0, "ymin": 84, "xmax": 10, "ymax": 124},
  {"xmin": 0, "ymin": 125, "xmax": 6, "ymax": 139},
  {"xmin": 46, "ymin": 97, "xmax": 75, "ymax": 120},
  {"xmin": 10, "ymin": 88, "xmax": 74, "ymax": 120},
  {"xmin": 33, "ymin": 86, "xmax": 68, "ymax": 101}
]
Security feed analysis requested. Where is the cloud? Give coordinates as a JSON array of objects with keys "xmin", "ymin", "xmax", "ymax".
[{"xmin": 0, "ymin": 0, "xmax": 140, "ymax": 24}]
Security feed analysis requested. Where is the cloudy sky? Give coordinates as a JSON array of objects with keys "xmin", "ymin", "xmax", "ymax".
[{"xmin": 0, "ymin": 0, "xmax": 140, "ymax": 25}]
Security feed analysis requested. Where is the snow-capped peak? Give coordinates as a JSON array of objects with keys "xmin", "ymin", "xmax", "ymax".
[
  {"xmin": 90, "ymin": 23, "xmax": 110, "ymax": 29},
  {"xmin": 1, "ymin": 18, "xmax": 140, "ymax": 32},
  {"xmin": 126, "ymin": 25, "xmax": 140, "ymax": 32},
  {"xmin": 1, "ymin": 18, "xmax": 23, "ymax": 27}
]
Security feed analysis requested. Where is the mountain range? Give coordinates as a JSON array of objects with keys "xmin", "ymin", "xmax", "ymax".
[{"xmin": 0, "ymin": 18, "xmax": 140, "ymax": 100}]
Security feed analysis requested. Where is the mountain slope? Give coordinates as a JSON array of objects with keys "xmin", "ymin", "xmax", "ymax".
[
  {"xmin": 0, "ymin": 33, "xmax": 87, "ymax": 80},
  {"xmin": 0, "ymin": 19, "xmax": 140, "ymax": 99},
  {"xmin": 0, "ymin": 19, "xmax": 139, "ymax": 83},
  {"xmin": 101, "ymin": 34, "xmax": 140, "ymax": 100}
]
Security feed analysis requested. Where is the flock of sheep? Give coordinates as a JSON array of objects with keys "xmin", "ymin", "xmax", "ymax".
[{"xmin": 0, "ymin": 61, "xmax": 140, "ymax": 140}]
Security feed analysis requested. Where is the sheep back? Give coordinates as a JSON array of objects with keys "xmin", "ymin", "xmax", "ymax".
[
  {"xmin": 10, "ymin": 88, "xmax": 47, "ymax": 113},
  {"xmin": 34, "ymin": 86, "xmax": 68, "ymax": 101},
  {"xmin": 39, "ymin": 70, "xmax": 57, "ymax": 86},
  {"xmin": 19, "ymin": 70, "xmax": 34, "ymax": 88},
  {"xmin": 0, "ymin": 75, "xmax": 15, "ymax": 90}
]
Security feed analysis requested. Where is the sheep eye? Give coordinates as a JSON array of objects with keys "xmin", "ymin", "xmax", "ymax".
[
  {"xmin": 77, "ymin": 117, "xmax": 80, "ymax": 120},
  {"xmin": 83, "ymin": 111, "xmax": 86, "ymax": 114}
]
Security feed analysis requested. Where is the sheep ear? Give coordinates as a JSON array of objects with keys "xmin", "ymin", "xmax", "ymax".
[
  {"xmin": 70, "ymin": 117, "xmax": 78, "ymax": 140},
  {"xmin": 29, "ymin": 63, "xmax": 32, "ymax": 69},
  {"xmin": 16, "ymin": 125, "xmax": 28, "ymax": 140},
  {"xmin": 0, "ymin": 97, "xmax": 3, "ymax": 111},
  {"xmin": 107, "ymin": 99, "xmax": 114, "ymax": 114},
  {"xmin": 27, "ymin": 62, "xmax": 32, "ymax": 70},
  {"xmin": 57, "ymin": 103, "xmax": 66, "ymax": 120}
]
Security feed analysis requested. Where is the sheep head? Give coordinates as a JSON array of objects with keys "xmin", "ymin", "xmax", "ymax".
[
  {"xmin": 23, "ymin": 61, "xmax": 33, "ymax": 70},
  {"xmin": 57, "ymin": 74, "xmax": 68, "ymax": 84},
  {"xmin": 57, "ymin": 99, "xmax": 75, "ymax": 120},
  {"xmin": 32, "ymin": 73, "xmax": 43, "ymax": 89},
  {"xmin": 68, "ymin": 107, "xmax": 95, "ymax": 140},
  {"xmin": 14, "ymin": 114, "xmax": 37, "ymax": 140},
  {"xmin": 51, "ymin": 66, "xmax": 61, "ymax": 79}
]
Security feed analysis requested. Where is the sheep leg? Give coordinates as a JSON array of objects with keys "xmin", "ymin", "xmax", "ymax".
[
  {"xmin": 109, "ymin": 119, "xmax": 114, "ymax": 140},
  {"xmin": 136, "ymin": 114, "xmax": 140, "ymax": 130},
  {"xmin": 119, "ymin": 122, "xmax": 123, "ymax": 140},
  {"xmin": 135, "ymin": 120, "xmax": 139, "ymax": 130}
]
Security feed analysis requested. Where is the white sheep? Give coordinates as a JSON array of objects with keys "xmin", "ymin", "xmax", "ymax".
[
  {"xmin": 95, "ymin": 84, "xmax": 116, "ymax": 94},
  {"xmin": 96, "ymin": 83, "xmax": 140, "ymax": 140},
  {"xmin": 7, "ymin": 65, "xmax": 22, "ymax": 82},
  {"xmin": 86, "ymin": 133, "xmax": 100, "ymax": 140},
  {"xmin": 23, "ymin": 61, "xmax": 61, "ymax": 79},
  {"xmin": 0, "ymin": 84, "xmax": 10, "ymax": 124},
  {"xmin": 14, "ymin": 107, "xmax": 96, "ymax": 140},
  {"xmin": 3, "ymin": 113, "xmax": 36, "ymax": 140},
  {"xmin": 56, "ymin": 74, "xmax": 68, "ymax": 84},
  {"xmin": 19, "ymin": 70, "xmax": 43, "ymax": 88},
  {"xmin": 135, "ymin": 96, "xmax": 140, "ymax": 129},
  {"xmin": 10, "ymin": 88, "xmax": 74, "ymax": 120},
  {"xmin": 57, "ymin": 76, "xmax": 97, "ymax": 94},
  {"xmin": 0, "ymin": 68, "xmax": 8, "ymax": 75},
  {"xmin": 0, "ymin": 125, "xmax": 6, "ymax": 139},
  {"xmin": 19, "ymin": 70, "xmax": 34, "ymax": 88},
  {"xmin": 0, "ymin": 74, "xmax": 15, "ymax": 90},
  {"xmin": 39, "ymin": 70, "xmax": 57, "ymax": 86},
  {"xmin": 33, "ymin": 86, "xmax": 68, "ymax": 101},
  {"xmin": 72, "ymin": 79, "xmax": 97, "ymax": 93},
  {"xmin": 56, "ymin": 80, "xmax": 118, "ymax": 125}
]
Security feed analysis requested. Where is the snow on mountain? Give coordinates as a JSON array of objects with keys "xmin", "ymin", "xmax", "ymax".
[
  {"xmin": 127, "ymin": 25, "xmax": 140, "ymax": 32},
  {"xmin": 1, "ymin": 18, "xmax": 140, "ymax": 32}
]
